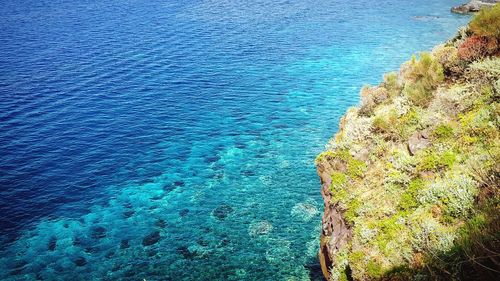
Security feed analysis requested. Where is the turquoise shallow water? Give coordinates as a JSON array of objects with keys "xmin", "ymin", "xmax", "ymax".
[{"xmin": 0, "ymin": 0, "xmax": 469, "ymax": 280}]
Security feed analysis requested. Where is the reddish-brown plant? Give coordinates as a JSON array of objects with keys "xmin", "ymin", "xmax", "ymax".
[{"xmin": 458, "ymin": 35, "xmax": 498, "ymax": 62}]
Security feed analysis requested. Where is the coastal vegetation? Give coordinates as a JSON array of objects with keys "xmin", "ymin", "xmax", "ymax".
[{"xmin": 316, "ymin": 4, "xmax": 499, "ymax": 281}]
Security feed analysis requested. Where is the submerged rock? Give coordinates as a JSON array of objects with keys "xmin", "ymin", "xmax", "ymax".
[
  {"xmin": 74, "ymin": 256, "xmax": 87, "ymax": 267},
  {"xmin": 179, "ymin": 209, "xmax": 190, "ymax": 217},
  {"xmin": 163, "ymin": 180, "xmax": 185, "ymax": 192},
  {"xmin": 212, "ymin": 203, "xmax": 234, "ymax": 220},
  {"xmin": 235, "ymin": 142, "xmax": 247, "ymax": 149},
  {"xmin": 150, "ymin": 194, "xmax": 164, "ymax": 201},
  {"xmin": 9, "ymin": 268, "xmax": 23, "ymax": 276},
  {"xmin": 213, "ymin": 172, "xmax": 224, "ymax": 180},
  {"xmin": 84, "ymin": 246, "xmax": 98, "ymax": 254},
  {"xmin": 162, "ymin": 184, "xmax": 175, "ymax": 192},
  {"xmin": 248, "ymin": 221, "xmax": 273, "ymax": 237},
  {"xmin": 220, "ymin": 237, "xmax": 231, "ymax": 247},
  {"xmin": 196, "ymin": 238, "xmax": 209, "ymax": 247},
  {"xmin": 124, "ymin": 270, "xmax": 136, "ymax": 278},
  {"xmin": 90, "ymin": 226, "xmax": 107, "ymax": 239},
  {"xmin": 142, "ymin": 231, "xmax": 161, "ymax": 246},
  {"xmin": 72, "ymin": 236, "xmax": 82, "ymax": 246},
  {"xmin": 154, "ymin": 219, "xmax": 167, "ymax": 228},
  {"xmin": 173, "ymin": 181, "xmax": 185, "ymax": 187},
  {"xmin": 122, "ymin": 210, "xmax": 135, "ymax": 219},
  {"xmin": 265, "ymin": 239, "xmax": 291, "ymax": 264},
  {"xmin": 47, "ymin": 236, "xmax": 57, "ymax": 251},
  {"xmin": 291, "ymin": 202, "xmax": 319, "ymax": 222},
  {"xmin": 241, "ymin": 170, "xmax": 256, "ymax": 176},
  {"xmin": 176, "ymin": 246, "xmax": 197, "ymax": 260},
  {"xmin": 120, "ymin": 239, "xmax": 130, "ymax": 249},
  {"xmin": 204, "ymin": 155, "xmax": 220, "ymax": 163},
  {"xmin": 105, "ymin": 251, "xmax": 115, "ymax": 258}
]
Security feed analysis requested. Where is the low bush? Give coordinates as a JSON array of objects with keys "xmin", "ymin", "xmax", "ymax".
[
  {"xmin": 468, "ymin": 57, "xmax": 500, "ymax": 82},
  {"xmin": 399, "ymin": 178, "xmax": 426, "ymax": 211},
  {"xmin": 458, "ymin": 35, "xmax": 498, "ymax": 62},
  {"xmin": 432, "ymin": 45, "xmax": 465, "ymax": 76},
  {"xmin": 359, "ymin": 86, "xmax": 389, "ymax": 116},
  {"xmin": 345, "ymin": 198, "xmax": 362, "ymax": 224},
  {"xmin": 383, "ymin": 72, "xmax": 402, "ymax": 98},
  {"xmin": 433, "ymin": 124, "xmax": 454, "ymax": 141},
  {"xmin": 371, "ymin": 109, "xmax": 399, "ymax": 139},
  {"xmin": 330, "ymin": 171, "xmax": 347, "ymax": 192},
  {"xmin": 417, "ymin": 149, "xmax": 457, "ymax": 172},
  {"xmin": 404, "ymin": 80, "xmax": 433, "ymax": 107},
  {"xmin": 469, "ymin": 3, "xmax": 500, "ymax": 38},
  {"xmin": 417, "ymin": 175, "xmax": 477, "ymax": 218},
  {"xmin": 402, "ymin": 53, "xmax": 444, "ymax": 107}
]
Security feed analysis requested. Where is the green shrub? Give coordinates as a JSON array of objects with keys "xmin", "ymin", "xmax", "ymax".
[
  {"xmin": 468, "ymin": 57, "xmax": 500, "ymax": 81},
  {"xmin": 432, "ymin": 44, "xmax": 465, "ymax": 75},
  {"xmin": 421, "ymin": 204, "xmax": 500, "ymax": 280},
  {"xmin": 417, "ymin": 150, "xmax": 457, "ymax": 172},
  {"xmin": 399, "ymin": 179, "xmax": 426, "ymax": 211},
  {"xmin": 433, "ymin": 124, "xmax": 454, "ymax": 141},
  {"xmin": 469, "ymin": 3, "xmax": 500, "ymax": 38},
  {"xmin": 372, "ymin": 115, "xmax": 390, "ymax": 133},
  {"xmin": 403, "ymin": 53, "xmax": 444, "ymax": 107},
  {"xmin": 321, "ymin": 148, "xmax": 368, "ymax": 180},
  {"xmin": 333, "ymin": 188, "xmax": 349, "ymax": 203},
  {"xmin": 441, "ymin": 150, "xmax": 457, "ymax": 168},
  {"xmin": 338, "ymin": 270, "xmax": 349, "ymax": 281},
  {"xmin": 400, "ymin": 109, "xmax": 420, "ymax": 127},
  {"xmin": 348, "ymin": 251, "xmax": 365, "ymax": 265},
  {"xmin": 314, "ymin": 151, "xmax": 335, "ymax": 164},
  {"xmin": 459, "ymin": 105, "xmax": 497, "ymax": 145},
  {"xmin": 347, "ymin": 159, "xmax": 367, "ymax": 178},
  {"xmin": 418, "ymin": 152, "xmax": 439, "ymax": 171},
  {"xmin": 417, "ymin": 175, "xmax": 477, "ymax": 218},
  {"xmin": 330, "ymin": 171, "xmax": 347, "ymax": 192},
  {"xmin": 395, "ymin": 109, "xmax": 421, "ymax": 139},
  {"xmin": 383, "ymin": 72, "xmax": 401, "ymax": 98},
  {"xmin": 404, "ymin": 80, "xmax": 433, "ymax": 107},
  {"xmin": 345, "ymin": 198, "xmax": 362, "ymax": 224},
  {"xmin": 371, "ymin": 109, "xmax": 400, "ymax": 140},
  {"xmin": 366, "ymin": 259, "xmax": 383, "ymax": 278},
  {"xmin": 384, "ymin": 72, "xmax": 398, "ymax": 88}
]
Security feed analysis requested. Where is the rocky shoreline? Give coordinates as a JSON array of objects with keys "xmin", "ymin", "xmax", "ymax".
[
  {"xmin": 316, "ymin": 4, "xmax": 499, "ymax": 280},
  {"xmin": 451, "ymin": 0, "xmax": 499, "ymax": 14}
]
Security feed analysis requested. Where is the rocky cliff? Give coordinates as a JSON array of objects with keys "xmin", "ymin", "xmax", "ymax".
[{"xmin": 316, "ymin": 5, "xmax": 499, "ymax": 281}]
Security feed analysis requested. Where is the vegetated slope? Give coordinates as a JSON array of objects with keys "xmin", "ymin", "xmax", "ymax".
[{"xmin": 316, "ymin": 5, "xmax": 499, "ymax": 281}]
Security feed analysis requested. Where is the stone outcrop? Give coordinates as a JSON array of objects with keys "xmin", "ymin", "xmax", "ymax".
[
  {"xmin": 316, "ymin": 153, "xmax": 353, "ymax": 280},
  {"xmin": 407, "ymin": 129, "xmax": 430, "ymax": 155},
  {"xmin": 451, "ymin": 0, "xmax": 499, "ymax": 14}
]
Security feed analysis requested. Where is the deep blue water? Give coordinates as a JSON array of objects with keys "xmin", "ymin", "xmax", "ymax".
[{"xmin": 0, "ymin": 0, "xmax": 468, "ymax": 280}]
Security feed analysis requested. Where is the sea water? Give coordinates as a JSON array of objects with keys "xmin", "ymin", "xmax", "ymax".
[{"xmin": 0, "ymin": 0, "xmax": 469, "ymax": 280}]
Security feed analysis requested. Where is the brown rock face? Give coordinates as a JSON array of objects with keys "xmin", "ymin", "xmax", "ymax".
[{"xmin": 316, "ymin": 158, "xmax": 353, "ymax": 280}]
